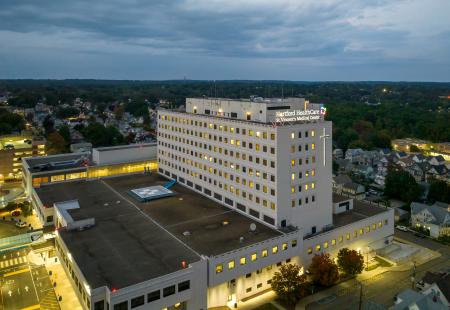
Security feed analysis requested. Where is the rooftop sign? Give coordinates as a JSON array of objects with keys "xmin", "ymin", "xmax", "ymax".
[{"xmin": 275, "ymin": 107, "xmax": 326, "ymax": 123}]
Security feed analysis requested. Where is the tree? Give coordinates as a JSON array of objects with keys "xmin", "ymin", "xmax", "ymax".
[
  {"xmin": 18, "ymin": 201, "xmax": 33, "ymax": 217},
  {"xmin": 113, "ymin": 105, "xmax": 124, "ymax": 120},
  {"xmin": 337, "ymin": 248, "xmax": 364, "ymax": 276},
  {"xmin": 271, "ymin": 263, "xmax": 308, "ymax": 307},
  {"xmin": 58, "ymin": 124, "xmax": 71, "ymax": 146},
  {"xmin": 428, "ymin": 179, "xmax": 450, "ymax": 203},
  {"xmin": 46, "ymin": 132, "xmax": 68, "ymax": 154},
  {"xmin": 384, "ymin": 169, "xmax": 422, "ymax": 203},
  {"xmin": 309, "ymin": 253, "xmax": 339, "ymax": 287}
]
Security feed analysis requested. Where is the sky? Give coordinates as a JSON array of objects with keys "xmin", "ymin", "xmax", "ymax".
[{"xmin": 0, "ymin": 0, "xmax": 449, "ymax": 81}]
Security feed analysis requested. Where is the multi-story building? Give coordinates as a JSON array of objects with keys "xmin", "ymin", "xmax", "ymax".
[
  {"xmin": 158, "ymin": 97, "xmax": 332, "ymax": 236},
  {"xmin": 0, "ymin": 134, "xmax": 45, "ymax": 183},
  {"xmin": 29, "ymin": 97, "xmax": 394, "ymax": 310}
]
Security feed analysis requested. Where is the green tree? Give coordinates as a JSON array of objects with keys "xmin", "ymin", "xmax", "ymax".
[
  {"xmin": 46, "ymin": 132, "xmax": 68, "ymax": 154},
  {"xmin": 58, "ymin": 124, "xmax": 71, "ymax": 146},
  {"xmin": 337, "ymin": 248, "xmax": 364, "ymax": 276},
  {"xmin": 271, "ymin": 264, "xmax": 308, "ymax": 307},
  {"xmin": 384, "ymin": 169, "xmax": 422, "ymax": 203},
  {"xmin": 428, "ymin": 179, "xmax": 450, "ymax": 203},
  {"xmin": 309, "ymin": 253, "xmax": 339, "ymax": 287},
  {"xmin": 18, "ymin": 201, "xmax": 33, "ymax": 217}
]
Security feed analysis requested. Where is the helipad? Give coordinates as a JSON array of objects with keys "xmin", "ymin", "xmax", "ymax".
[{"xmin": 128, "ymin": 185, "xmax": 175, "ymax": 202}]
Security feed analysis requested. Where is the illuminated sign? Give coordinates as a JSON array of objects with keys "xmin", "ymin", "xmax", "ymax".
[{"xmin": 275, "ymin": 107, "xmax": 326, "ymax": 123}]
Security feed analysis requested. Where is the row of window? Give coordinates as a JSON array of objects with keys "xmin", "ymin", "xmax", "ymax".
[
  {"xmin": 159, "ymin": 113, "xmax": 277, "ymax": 140},
  {"xmin": 307, "ymin": 219, "xmax": 389, "ymax": 254},
  {"xmin": 164, "ymin": 170, "xmax": 276, "ymax": 225},
  {"xmin": 215, "ymin": 241, "xmax": 296, "ymax": 274},
  {"xmin": 111, "ymin": 281, "xmax": 190, "ymax": 310},
  {"xmin": 159, "ymin": 160, "xmax": 278, "ymax": 211}
]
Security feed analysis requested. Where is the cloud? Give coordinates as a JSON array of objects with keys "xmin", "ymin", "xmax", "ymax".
[{"xmin": 0, "ymin": 0, "xmax": 449, "ymax": 80}]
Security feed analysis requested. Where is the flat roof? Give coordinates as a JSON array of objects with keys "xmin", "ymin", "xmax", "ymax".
[
  {"xmin": 36, "ymin": 180, "xmax": 200, "ymax": 290},
  {"xmin": 332, "ymin": 194, "xmax": 389, "ymax": 228},
  {"xmin": 35, "ymin": 174, "xmax": 282, "ymax": 289},
  {"xmin": 94, "ymin": 143, "xmax": 156, "ymax": 152},
  {"xmin": 25, "ymin": 153, "xmax": 91, "ymax": 173}
]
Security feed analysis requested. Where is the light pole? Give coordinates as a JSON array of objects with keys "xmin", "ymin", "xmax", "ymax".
[{"xmin": 366, "ymin": 246, "xmax": 371, "ymax": 270}]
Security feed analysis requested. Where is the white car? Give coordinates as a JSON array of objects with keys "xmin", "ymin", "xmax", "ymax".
[
  {"xmin": 396, "ymin": 225, "xmax": 408, "ymax": 232},
  {"xmin": 15, "ymin": 222, "xmax": 27, "ymax": 228}
]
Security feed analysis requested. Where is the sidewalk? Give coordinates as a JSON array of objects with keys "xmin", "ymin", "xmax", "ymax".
[{"xmin": 46, "ymin": 262, "xmax": 83, "ymax": 310}]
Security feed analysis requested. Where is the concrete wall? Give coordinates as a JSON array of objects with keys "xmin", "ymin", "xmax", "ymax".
[{"xmin": 92, "ymin": 143, "xmax": 157, "ymax": 166}]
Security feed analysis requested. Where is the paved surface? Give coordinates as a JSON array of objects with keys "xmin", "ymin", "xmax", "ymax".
[
  {"xmin": 0, "ymin": 246, "xmax": 60, "ymax": 310},
  {"xmin": 301, "ymin": 230, "xmax": 450, "ymax": 310},
  {"xmin": 0, "ymin": 220, "xmax": 29, "ymax": 238}
]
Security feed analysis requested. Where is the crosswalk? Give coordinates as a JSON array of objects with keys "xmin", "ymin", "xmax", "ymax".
[{"xmin": 0, "ymin": 256, "xmax": 28, "ymax": 269}]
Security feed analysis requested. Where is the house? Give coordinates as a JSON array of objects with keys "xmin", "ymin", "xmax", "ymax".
[
  {"xmin": 410, "ymin": 202, "xmax": 450, "ymax": 238},
  {"xmin": 396, "ymin": 156, "xmax": 415, "ymax": 169},
  {"xmin": 429, "ymin": 155, "xmax": 446, "ymax": 166},
  {"xmin": 362, "ymin": 150, "xmax": 380, "ymax": 166},
  {"xmin": 393, "ymin": 289, "xmax": 446, "ymax": 310},
  {"xmin": 413, "ymin": 153, "xmax": 427, "ymax": 163},
  {"xmin": 395, "ymin": 151, "xmax": 408, "ymax": 159},
  {"xmin": 333, "ymin": 175, "xmax": 366, "ymax": 200},
  {"xmin": 335, "ymin": 158, "xmax": 353, "ymax": 174},
  {"xmin": 353, "ymin": 164, "xmax": 374, "ymax": 179},
  {"xmin": 421, "ymin": 272, "xmax": 450, "ymax": 307},
  {"xmin": 405, "ymin": 163, "xmax": 427, "ymax": 182},
  {"xmin": 426, "ymin": 165, "xmax": 448, "ymax": 182},
  {"xmin": 345, "ymin": 148, "xmax": 365, "ymax": 164},
  {"xmin": 379, "ymin": 148, "xmax": 391, "ymax": 157},
  {"xmin": 333, "ymin": 148, "xmax": 343, "ymax": 159}
]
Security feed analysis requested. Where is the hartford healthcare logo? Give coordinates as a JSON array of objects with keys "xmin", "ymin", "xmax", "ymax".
[{"xmin": 320, "ymin": 106, "xmax": 327, "ymax": 115}]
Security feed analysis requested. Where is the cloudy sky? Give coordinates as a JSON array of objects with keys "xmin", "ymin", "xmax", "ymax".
[{"xmin": 1, "ymin": 0, "xmax": 449, "ymax": 81}]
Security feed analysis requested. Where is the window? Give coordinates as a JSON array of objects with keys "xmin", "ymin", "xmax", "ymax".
[
  {"xmin": 339, "ymin": 236, "xmax": 343, "ymax": 243},
  {"xmin": 324, "ymin": 242, "xmax": 329, "ymax": 249},
  {"xmin": 272, "ymin": 246, "xmax": 278, "ymax": 254},
  {"xmin": 292, "ymin": 240, "xmax": 297, "ymax": 247},
  {"xmin": 262, "ymin": 249, "xmax": 268, "ymax": 257},
  {"xmin": 216, "ymin": 264, "xmax": 223, "ymax": 273},
  {"xmin": 163, "ymin": 285, "xmax": 176, "ymax": 297},
  {"xmin": 131, "ymin": 296, "xmax": 144, "ymax": 309},
  {"xmin": 282, "ymin": 243, "xmax": 288, "ymax": 251},
  {"xmin": 346, "ymin": 233, "xmax": 350, "ymax": 240},
  {"xmin": 147, "ymin": 290, "xmax": 160, "ymax": 302},
  {"xmin": 246, "ymin": 287, "xmax": 252, "ymax": 293},
  {"xmin": 331, "ymin": 239, "xmax": 336, "ymax": 246},
  {"xmin": 114, "ymin": 302, "xmax": 128, "ymax": 310},
  {"xmin": 240, "ymin": 257, "xmax": 246, "ymax": 265},
  {"xmin": 307, "ymin": 247, "xmax": 313, "ymax": 254},
  {"xmin": 178, "ymin": 280, "xmax": 190, "ymax": 292},
  {"xmin": 251, "ymin": 253, "xmax": 257, "ymax": 261},
  {"xmin": 228, "ymin": 260, "xmax": 235, "ymax": 270},
  {"xmin": 94, "ymin": 301, "xmax": 105, "ymax": 310},
  {"xmin": 312, "ymin": 143, "xmax": 315, "ymax": 150},
  {"xmin": 246, "ymin": 273, "xmax": 252, "ymax": 278},
  {"xmin": 315, "ymin": 244, "xmax": 321, "ymax": 251},
  {"xmin": 257, "ymin": 283, "xmax": 263, "ymax": 289}
]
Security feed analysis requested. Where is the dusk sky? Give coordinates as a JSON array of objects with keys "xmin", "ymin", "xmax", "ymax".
[{"xmin": 1, "ymin": 0, "xmax": 449, "ymax": 81}]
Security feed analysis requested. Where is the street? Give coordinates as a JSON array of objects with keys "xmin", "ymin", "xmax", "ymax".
[{"xmin": 305, "ymin": 230, "xmax": 450, "ymax": 309}]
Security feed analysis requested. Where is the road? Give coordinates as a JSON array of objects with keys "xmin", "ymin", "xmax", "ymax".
[
  {"xmin": 0, "ymin": 246, "xmax": 59, "ymax": 310},
  {"xmin": 306, "ymin": 229, "xmax": 450, "ymax": 309}
]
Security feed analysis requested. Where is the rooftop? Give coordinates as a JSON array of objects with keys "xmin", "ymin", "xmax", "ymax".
[
  {"xmin": 332, "ymin": 195, "xmax": 389, "ymax": 228},
  {"xmin": 94, "ymin": 143, "xmax": 156, "ymax": 152},
  {"xmin": 25, "ymin": 153, "xmax": 91, "ymax": 173},
  {"xmin": 35, "ymin": 173, "xmax": 282, "ymax": 288}
]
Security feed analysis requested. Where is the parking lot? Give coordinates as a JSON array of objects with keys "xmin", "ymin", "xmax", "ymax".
[{"xmin": 0, "ymin": 247, "xmax": 59, "ymax": 310}]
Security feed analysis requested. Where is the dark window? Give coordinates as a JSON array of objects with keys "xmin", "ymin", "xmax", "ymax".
[
  {"xmin": 224, "ymin": 197, "xmax": 233, "ymax": 206},
  {"xmin": 286, "ymin": 258, "xmax": 291, "ymax": 263},
  {"xmin": 94, "ymin": 301, "xmax": 105, "ymax": 310},
  {"xmin": 249, "ymin": 208, "xmax": 260, "ymax": 218},
  {"xmin": 205, "ymin": 109, "xmax": 210, "ymax": 115},
  {"xmin": 263, "ymin": 215, "xmax": 275, "ymax": 225},
  {"xmin": 246, "ymin": 287, "xmax": 252, "ymax": 293},
  {"xmin": 46, "ymin": 215, "xmax": 54, "ymax": 223},
  {"xmin": 204, "ymin": 189, "xmax": 211, "ymax": 196},
  {"xmin": 246, "ymin": 114, "xmax": 251, "ymax": 120},
  {"xmin": 178, "ymin": 280, "xmax": 190, "ymax": 292},
  {"xmin": 312, "ymin": 226, "xmax": 316, "ymax": 234},
  {"xmin": 281, "ymin": 220, "xmax": 287, "ymax": 227},
  {"xmin": 214, "ymin": 193, "xmax": 222, "ymax": 201},
  {"xmin": 186, "ymin": 180, "xmax": 193, "ymax": 187},
  {"xmin": 113, "ymin": 301, "xmax": 128, "ymax": 310},
  {"xmin": 246, "ymin": 273, "xmax": 251, "ymax": 278},
  {"xmin": 147, "ymin": 290, "xmax": 160, "ymax": 302},
  {"xmin": 230, "ymin": 112, "xmax": 237, "ymax": 118},
  {"xmin": 130, "ymin": 296, "xmax": 144, "ymax": 309},
  {"xmin": 257, "ymin": 283, "xmax": 263, "ymax": 289},
  {"xmin": 171, "ymin": 173, "xmax": 177, "ymax": 179},
  {"xmin": 163, "ymin": 285, "xmax": 176, "ymax": 297},
  {"xmin": 179, "ymin": 177, "xmax": 185, "ymax": 183},
  {"xmin": 267, "ymin": 106, "xmax": 291, "ymax": 110},
  {"xmin": 195, "ymin": 184, "xmax": 202, "ymax": 191},
  {"xmin": 164, "ymin": 170, "xmax": 170, "ymax": 176},
  {"xmin": 236, "ymin": 203, "xmax": 246, "ymax": 212}
]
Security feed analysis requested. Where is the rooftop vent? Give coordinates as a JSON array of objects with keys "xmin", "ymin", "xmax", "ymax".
[
  {"xmin": 183, "ymin": 231, "xmax": 191, "ymax": 236},
  {"xmin": 103, "ymin": 203, "xmax": 109, "ymax": 207}
]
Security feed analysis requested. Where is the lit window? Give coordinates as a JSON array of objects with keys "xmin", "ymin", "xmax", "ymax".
[
  {"xmin": 240, "ymin": 257, "xmax": 246, "ymax": 265},
  {"xmin": 339, "ymin": 236, "xmax": 343, "ymax": 243},
  {"xmin": 228, "ymin": 260, "xmax": 235, "ymax": 269},
  {"xmin": 324, "ymin": 242, "xmax": 328, "ymax": 249},
  {"xmin": 291, "ymin": 133, "xmax": 295, "ymax": 139},
  {"xmin": 311, "ymin": 130, "xmax": 315, "ymax": 137},
  {"xmin": 305, "ymin": 184, "xmax": 309, "ymax": 190},
  {"xmin": 292, "ymin": 240, "xmax": 297, "ymax": 247},
  {"xmin": 311, "ymin": 143, "xmax": 315, "ymax": 150},
  {"xmin": 282, "ymin": 243, "xmax": 288, "ymax": 251},
  {"xmin": 307, "ymin": 247, "xmax": 313, "ymax": 254},
  {"xmin": 291, "ymin": 160, "xmax": 295, "ymax": 167},
  {"xmin": 251, "ymin": 253, "xmax": 257, "ymax": 261},
  {"xmin": 291, "ymin": 187, "xmax": 295, "ymax": 193},
  {"xmin": 378, "ymin": 221, "xmax": 382, "ymax": 228},
  {"xmin": 315, "ymin": 244, "xmax": 321, "ymax": 251},
  {"xmin": 311, "ymin": 182, "xmax": 315, "ymax": 189},
  {"xmin": 331, "ymin": 239, "xmax": 336, "ymax": 246},
  {"xmin": 262, "ymin": 249, "xmax": 268, "ymax": 257},
  {"xmin": 291, "ymin": 173, "xmax": 295, "ymax": 181},
  {"xmin": 372, "ymin": 224, "xmax": 377, "ymax": 230},
  {"xmin": 272, "ymin": 246, "xmax": 278, "ymax": 254},
  {"xmin": 366, "ymin": 226, "xmax": 370, "ymax": 233},
  {"xmin": 359, "ymin": 229, "xmax": 364, "ymax": 235},
  {"xmin": 216, "ymin": 264, "xmax": 223, "ymax": 273},
  {"xmin": 346, "ymin": 233, "xmax": 350, "ymax": 240}
]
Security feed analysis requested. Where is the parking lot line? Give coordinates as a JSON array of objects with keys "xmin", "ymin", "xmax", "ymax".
[
  {"xmin": 20, "ymin": 304, "xmax": 40, "ymax": 310},
  {"xmin": 3, "ymin": 268, "xmax": 28, "ymax": 277}
]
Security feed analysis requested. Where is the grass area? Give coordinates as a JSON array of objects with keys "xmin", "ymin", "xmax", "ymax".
[
  {"xmin": 251, "ymin": 303, "xmax": 280, "ymax": 310},
  {"xmin": 374, "ymin": 256, "xmax": 393, "ymax": 267}
]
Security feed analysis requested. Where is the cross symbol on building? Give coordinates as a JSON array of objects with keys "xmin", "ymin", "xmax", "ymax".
[{"xmin": 320, "ymin": 127, "xmax": 330, "ymax": 167}]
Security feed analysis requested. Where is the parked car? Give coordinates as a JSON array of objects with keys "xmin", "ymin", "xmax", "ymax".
[
  {"xmin": 24, "ymin": 139, "xmax": 32, "ymax": 144},
  {"xmin": 10, "ymin": 210, "xmax": 21, "ymax": 217},
  {"xmin": 15, "ymin": 222, "xmax": 27, "ymax": 228},
  {"xmin": 4, "ymin": 144, "xmax": 14, "ymax": 150},
  {"xmin": 395, "ymin": 225, "xmax": 408, "ymax": 232}
]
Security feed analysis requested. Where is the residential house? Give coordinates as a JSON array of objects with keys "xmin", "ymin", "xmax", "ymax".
[
  {"xmin": 421, "ymin": 272, "xmax": 450, "ymax": 307},
  {"xmin": 353, "ymin": 164, "xmax": 374, "ymax": 179},
  {"xmin": 411, "ymin": 202, "xmax": 450, "ymax": 238},
  {"xmin": 405, "ymin": 163, "xmax": 428, "ymax": 182},
  {"xmin": 335, "ymin": 158, "xmax": 353, "ymax": 174},
  {"xmin": 393, "ymin": 289, "xmax": 446, "ymax": 310},
  {"xmin": 413, "ymin": 153, "xmax": 427, "ymax": 163},
  {"xmin": 429, "ymin": 155, "xmax": 446, "ymax": 166},
  {"xmin": 426, "ymin": 165, "xmax": 448, "ymax": 183},
  {"xmin": 333, "ymin": 148, "xmax": 343, "ymax": 159},
  {"xmin": 345, "ymin": 148, "xmax": 365, "ymax": 164},
  {"xmin": 333, "ymin": 174, "xmax": 366, "ymax": 200}
]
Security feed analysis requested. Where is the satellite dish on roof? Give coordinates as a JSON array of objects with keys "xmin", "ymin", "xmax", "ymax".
[{"xmin": 249, "ymin": 223, "xmax": 257, "ymax": 232}]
